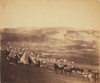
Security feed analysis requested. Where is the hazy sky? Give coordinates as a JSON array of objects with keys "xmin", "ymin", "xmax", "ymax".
[{"xmin": 0, "ymin": 0, "xmax": 100, "ymax": 30}]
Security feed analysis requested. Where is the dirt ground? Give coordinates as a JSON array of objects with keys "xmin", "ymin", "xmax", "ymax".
[{"xmin": 1, "ymin": 55, "xmax": 99, "ymax": 83}]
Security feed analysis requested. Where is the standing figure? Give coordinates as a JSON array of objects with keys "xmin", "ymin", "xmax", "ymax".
[
  {"xmin": 37, "ymin": 60, "xmax": 40, "ymax": 67},
  {"xmin": 54, "ymin": 63, "xmax": 58, "ymax": 74}
]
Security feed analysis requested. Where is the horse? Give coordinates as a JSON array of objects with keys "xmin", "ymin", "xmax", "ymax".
[
  {"xmin": 74, "ymin": 67, "xmax": 84, "ymax": 74},
  {"xmin": 63, "ymin": 66, "xmax": 76, "ymax": 76},
  {"xmin": 54, "ymin": 63, "xmax": 67, "ymax": 74},
  {"xmin": 92, "ymin": 70, "xmax": 100, "ymax": 82}
]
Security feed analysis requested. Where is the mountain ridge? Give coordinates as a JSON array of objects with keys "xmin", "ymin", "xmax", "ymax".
[{"xmin": 1, "ymin": 27, "xmax": 99, "ymax": 43}]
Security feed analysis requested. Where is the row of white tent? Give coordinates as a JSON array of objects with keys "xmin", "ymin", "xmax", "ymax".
[
  {"xmin": 8, "ymin": 49, "xmax": 38, "ymax": 64},
  {"xmin": 7, "ymin": 48, "xmax": 74, "ymax": 65}
]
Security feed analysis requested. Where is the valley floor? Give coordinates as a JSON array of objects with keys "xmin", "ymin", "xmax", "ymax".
[{"xmin": 1, "ymin": 58, "xmax": 99, "ymax": 83}]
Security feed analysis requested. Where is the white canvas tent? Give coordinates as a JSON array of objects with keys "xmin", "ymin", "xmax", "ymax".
[
  {"xmin": 20, "ymin": 51, "xmax": 37, "ymax": 64},
  {"xmin": 8, "ymin": 49, "xmax": 16, "ymax": 58}
]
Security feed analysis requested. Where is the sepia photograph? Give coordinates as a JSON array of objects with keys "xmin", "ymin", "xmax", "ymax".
[{"xmin": 0, "ymin": 0, "xmax": 100, "ymax": 83}]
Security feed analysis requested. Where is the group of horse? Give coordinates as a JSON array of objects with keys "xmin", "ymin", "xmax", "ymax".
[
  {"xmin": 54, "ymin": 63, "xmax": 85, "ymax": 75},
  {"xmin": 53, "ymin": 63, "xmax": 99, "ymax": 82}
]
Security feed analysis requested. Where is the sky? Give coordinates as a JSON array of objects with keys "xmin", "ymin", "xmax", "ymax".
[{"xmin": 0, "ymin": 0, "xmax": 100, "ymax": 30}]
